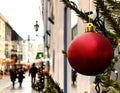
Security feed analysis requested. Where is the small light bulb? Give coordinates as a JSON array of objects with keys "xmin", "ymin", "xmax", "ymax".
[{"xmin": 92, "ymin": 83, "xmax": 96, "ymax": 87}]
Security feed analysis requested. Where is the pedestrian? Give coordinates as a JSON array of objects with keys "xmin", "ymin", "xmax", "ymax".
[
  {"xmin": 0, "ymin": 69, "xmax": 3, "ymax": 79},
  {"xmin": 9, "ymin": 65, "xmax": 17, "ymax": 88},
  {"xmin": 17, "ymin": 65, "xmax": 25, "ymax": 87},
  {"xmin": 29, "ymin": 63, "xmax": 38, "ymax": 84}
]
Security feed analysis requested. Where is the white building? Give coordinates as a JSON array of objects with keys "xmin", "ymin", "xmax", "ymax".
[
  {"xmin": 41, "ymin": 0, "xmax": 95, "ymax": 93},
  {"xmin": 42, "ymin": 0, "xmax": 120, "ymax": 93}
]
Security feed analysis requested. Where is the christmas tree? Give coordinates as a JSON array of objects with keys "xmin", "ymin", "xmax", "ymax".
[
  {"xmin": 32, "ymin": 61, "xmax": 63, "ymax": 93},
  {"xmin": 62, "ymin": 0, "xmax": 120, "ymax": 93},
  {"xmin": 32, "ymin": 61, "xmax": 45, "ymax": 91}
]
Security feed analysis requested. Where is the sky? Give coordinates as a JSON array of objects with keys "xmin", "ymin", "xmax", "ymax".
[
  {"xmin": 0, "ymin": 0, "xmax": 78, "ymax": 41},
  {"xmin": 0, "ymin": 0, "xmax": 43, "ymax": 41}
]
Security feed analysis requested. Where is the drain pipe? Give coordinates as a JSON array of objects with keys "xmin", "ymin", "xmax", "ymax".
[{"xmin": 64, "ymin": 6, "xmax": 67, "ymax": 93}]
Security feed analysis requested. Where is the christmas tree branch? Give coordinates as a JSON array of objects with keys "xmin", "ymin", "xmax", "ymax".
[
  {"xmin": 94, "ymin": 0, "xmax": 120, "ymax": 35},
  {"xmin": 61, "ymin": 0, "xmax": 120, "ymax": 38},
  {"xmin": 61, "ymin": 0, "xmax": 93, "ymax": 23},
  {"xmin": 61, "ymin": 0, "xmax": 120, "ymax": 48},
  {"xmin": 106, "ymin": 0, "xmax": 120, "ymax": 9}
]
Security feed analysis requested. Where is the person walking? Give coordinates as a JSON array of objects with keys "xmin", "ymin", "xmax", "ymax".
[
  {"xmin": 29, "ymin": 63, "xmax": 38, "ymax": 84},
  {"xmin": 9, "ymin": 65, "xmax": 17, "ymax": 88},
  {"xmin": 17, "ymin": 65, "xmax": 25, "ymax": 87}
]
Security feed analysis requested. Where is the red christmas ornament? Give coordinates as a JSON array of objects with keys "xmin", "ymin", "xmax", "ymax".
[{"xmin": 67, "ymin": 32, "xmax": 113, "ymax": 76}]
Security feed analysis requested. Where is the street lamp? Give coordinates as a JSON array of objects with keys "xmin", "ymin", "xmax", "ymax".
[
  {"xmin": 34, "ymin": 20, "xmax": 47, "ymax": 91},
  {"xmin": 34, "ymin": 21, "xmax": 39, "ymax": 32}
]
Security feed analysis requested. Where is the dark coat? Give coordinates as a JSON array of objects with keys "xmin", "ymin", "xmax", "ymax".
[
  {"xmin": 29, "ymin": 66, "xmax": 38, "ymax": 77},
  {"xmin": 9, "ymin": 69, "xmax": 17, "ymax": 82},
  {"xmin": 17, "ymin": 68, "xmax": 25, "ymax": 82}
]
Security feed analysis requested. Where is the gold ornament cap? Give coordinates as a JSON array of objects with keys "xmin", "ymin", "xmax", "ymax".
[
  {"xmin": 117, "ymin": 39, "xmax": 120, "ymax": 46},
  {"xmin": 85, "ymin": 23, "xmax": 96, "ymax": 32}
]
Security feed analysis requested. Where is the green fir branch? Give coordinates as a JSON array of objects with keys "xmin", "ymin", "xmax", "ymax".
[
  {"xmin": 61, "ymin": 0, "xmax": 93, "ymax": 23},
  {"xmin": 61, "ymin": 0, "xmax": 120, "ymax": 38},
  {"xmin": 61, "ymin": 0, "xmax": 120, "ymax": 48},
  {"xmin": 94, "ymin": 0, "xmax": 120, "ymax": 35},
  {"xmin": 106, "ymin": 0, "xmax": 120, "ymax": 9}
]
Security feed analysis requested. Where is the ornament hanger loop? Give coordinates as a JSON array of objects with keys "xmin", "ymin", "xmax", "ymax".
[{"xmin": 85, "ymin": 0, "xmax": 96, "ymax": 32}]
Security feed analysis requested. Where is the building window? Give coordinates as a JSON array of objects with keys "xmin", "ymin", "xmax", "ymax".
[{"xmin": 72, "ymin": 24, "xmax": 78, "ymax": 39}]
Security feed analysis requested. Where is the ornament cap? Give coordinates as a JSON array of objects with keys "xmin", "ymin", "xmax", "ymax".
[
  {"xmin": 117, "ymin": 39, "xmax": 120, "ymax": 46},
  {"xmin": 85, "ymin": 23, "xmax": 96, "ymax": 32}
]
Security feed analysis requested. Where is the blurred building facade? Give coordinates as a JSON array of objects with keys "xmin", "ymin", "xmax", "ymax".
[
  {"xmin": 0, "ymin": 13, "xmax": 6, "ymax": 69},
  {"xmin": 0, "ymin": 13, "xmax": 25, "ymax": 70}
]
